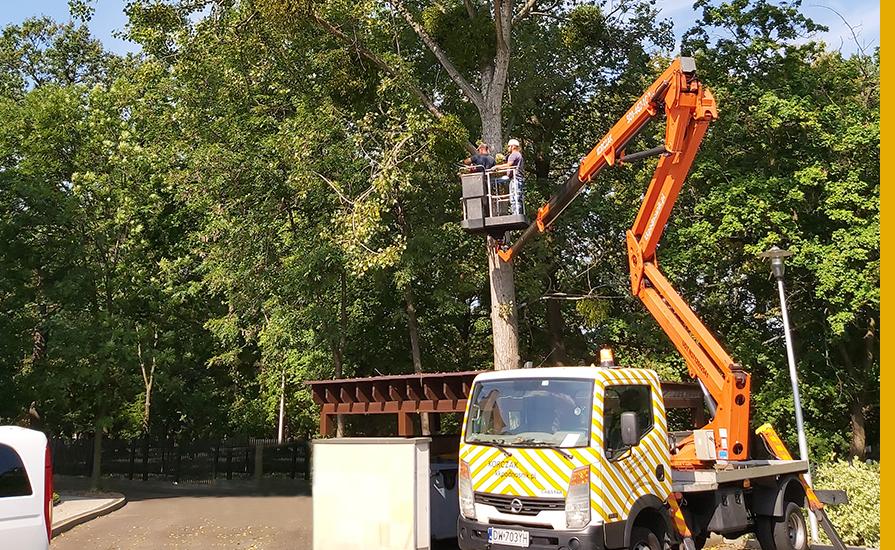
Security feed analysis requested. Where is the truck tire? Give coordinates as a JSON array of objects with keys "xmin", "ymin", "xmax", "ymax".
[
  {"xmin": 630, "ymin": 526, "xmax": 662, "ymax": 550},
  {"xmin": 755, "ymin": 502, "xmax": 808, "ymax": 550}
]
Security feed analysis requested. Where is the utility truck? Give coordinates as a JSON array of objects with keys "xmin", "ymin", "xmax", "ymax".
[{"xmin": 457, "ymin": 58, "xmax": 845, "ymax": 550}]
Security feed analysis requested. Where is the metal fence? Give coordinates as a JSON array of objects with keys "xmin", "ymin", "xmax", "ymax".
[{"xmin": 50, "ymin": 437, "xmax": 310, "ymax": 483}]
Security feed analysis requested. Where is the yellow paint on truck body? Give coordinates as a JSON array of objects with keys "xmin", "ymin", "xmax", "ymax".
[{"xmin": 459, "ymin": 366, "xmax": 672, "ymax": 529}]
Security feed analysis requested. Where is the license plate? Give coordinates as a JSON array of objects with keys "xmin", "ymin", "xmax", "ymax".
[{"xmin": 487, "ymin": 527, "xmax": 530, "ymax": 547}]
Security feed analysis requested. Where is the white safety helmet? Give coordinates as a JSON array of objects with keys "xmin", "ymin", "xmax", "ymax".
[{"xmin": 507, "ymin": 138, "xmax": 521, "ymax": 148}]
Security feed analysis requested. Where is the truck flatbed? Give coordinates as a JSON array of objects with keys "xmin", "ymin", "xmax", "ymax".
[{"xmin": 672, "ymin": 459, "xmax": 809, "ymax": 492}]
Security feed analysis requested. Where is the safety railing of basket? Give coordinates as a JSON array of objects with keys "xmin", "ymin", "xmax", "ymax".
[{"xmin": 485, "ymin": 167, "xmax": 522, "ymax": 217}]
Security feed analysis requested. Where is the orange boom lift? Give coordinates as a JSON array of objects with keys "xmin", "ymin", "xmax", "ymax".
[{"xmin": 497, "ymin": 57, "xmax": 751, "ymax": 468}]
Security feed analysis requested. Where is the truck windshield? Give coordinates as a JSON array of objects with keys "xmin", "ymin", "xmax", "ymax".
[{"xmin": 465, "ymin": 378, "xmax": 593, "ymax": 448}]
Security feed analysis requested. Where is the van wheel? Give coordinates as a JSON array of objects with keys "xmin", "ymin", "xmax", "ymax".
[
  {"xmin": 630, "ymin": 526, "xmax": 662, "ymax": 550},
  {"xmin": 756, "ymin": 502, "xmax": 809, "ymax": 550}
]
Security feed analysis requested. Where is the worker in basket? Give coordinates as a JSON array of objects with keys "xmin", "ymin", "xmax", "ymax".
[
  {"xmin": 463, "ymin": 142, "xmax": 496, "ymax": 172},
  {"xmin": 493, "ymin": 138, "xmax": 525, "ymax": 215}
]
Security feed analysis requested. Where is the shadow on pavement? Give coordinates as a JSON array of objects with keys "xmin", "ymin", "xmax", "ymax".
[{"xmin": 55, "ymin": 475, "xmax": 311, "ymax": 501}]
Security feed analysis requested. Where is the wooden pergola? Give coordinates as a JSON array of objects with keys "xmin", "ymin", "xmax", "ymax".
[
  {"xmin": 306, "ymin": 370, "xmax": 706, "ymax": 437},
  {"xmin": 307, "ymin": 371, "xmax": 479, "ymax": 436}
]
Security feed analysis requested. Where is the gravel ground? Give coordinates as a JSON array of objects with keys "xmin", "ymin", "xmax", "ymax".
[{"xmin": 52, "ymin": 487, "xmax": 311, "ymax": 550}]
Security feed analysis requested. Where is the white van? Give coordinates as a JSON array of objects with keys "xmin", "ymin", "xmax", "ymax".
[{"xmin": 0, "ymin": 426, "xmax": 53, "ymax": 549}]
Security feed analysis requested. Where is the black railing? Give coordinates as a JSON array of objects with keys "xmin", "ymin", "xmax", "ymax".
[{"xmin": 50, "ymin": 437, "xmax": 311, "ymax": 483}]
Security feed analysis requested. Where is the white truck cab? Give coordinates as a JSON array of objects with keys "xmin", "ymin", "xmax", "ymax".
[
  {"xmin": 457, "ymin": 366, "xmax": 813, "ymax": 550},
  {"xmin": 0, "ymin": 426, "xmax": 53, "ymax": 549}
]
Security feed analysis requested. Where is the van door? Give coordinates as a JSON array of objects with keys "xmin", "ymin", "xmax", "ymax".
[{"xmin": 0, "ymin": 434, "xmax": 49, "ymax": 550}]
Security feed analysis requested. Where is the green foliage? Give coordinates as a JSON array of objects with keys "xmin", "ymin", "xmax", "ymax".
[
  {"xmin": 0, "ymin": 0, "xmax": 878, "ymax": 466},
  {"xmin": 815, "ymin": 460, "xmax": 880, "ymax": 547}
]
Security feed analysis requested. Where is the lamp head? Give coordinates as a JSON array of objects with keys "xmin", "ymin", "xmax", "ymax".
[{"xmin": 758, "ymin": 246, "xmax": 792, "ymax": 280}]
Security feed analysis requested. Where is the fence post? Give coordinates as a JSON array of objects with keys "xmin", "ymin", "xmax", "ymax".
[
  {"xmin": 212, "ymin": 443, "xmax": 219, "ymax": 480},
  {"xmin": 129, "ymin": 440, "xmax": 136, "ymax": 480},
  {"xmin": 226, "ymin": 446, "xmax": 233, "ymax": 480},
  {"xmin": 86, "ymin": 435, "xmax": 95, "ymax": 478},
  {"xmin": 254, "ymin": 443, "xmax": 263, "ymax": 484},
  {"xmin": 175, "ymin": 443, "xmax": 181, "ymax": 484},
  {"xmin": 303, "ymin": 441, "xmax": 310, "ymax": 480},
  {"xmin": 142, "ymin": 438, "xmax": 149, "ymax": 481},
  {"xmin": 290, "ymin": 442, "xmax": 298, "ymax": 479}
]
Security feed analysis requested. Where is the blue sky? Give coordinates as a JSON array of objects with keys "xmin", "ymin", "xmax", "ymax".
[{"xmin": 0, "ymin": 0, "xmax": 879, "ymax": 56}]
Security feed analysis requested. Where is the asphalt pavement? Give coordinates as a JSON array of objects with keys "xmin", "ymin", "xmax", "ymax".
[{"xmin": 52, "ymin": 484, "xmax": 312, "ymax": 550}]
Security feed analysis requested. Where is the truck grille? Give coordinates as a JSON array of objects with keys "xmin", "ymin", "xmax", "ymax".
[{"xmin": 474, "ymin": 492, "xmax": 565, "ymax": 516}]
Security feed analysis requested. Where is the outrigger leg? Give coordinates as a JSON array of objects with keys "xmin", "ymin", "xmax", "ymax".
[{"xmin": 756, "ymin": 424, "xmax": 848, "ymax": 550}]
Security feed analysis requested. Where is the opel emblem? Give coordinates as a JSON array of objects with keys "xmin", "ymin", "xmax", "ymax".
[{"xmin": 510, "ymin": 498, "xmax": 523, "ymax": 513}]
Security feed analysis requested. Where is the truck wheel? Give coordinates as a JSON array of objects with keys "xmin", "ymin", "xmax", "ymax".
[
  {"xmin": 630, "ymin": 526, "xmax": 662, "ymax": 550},
  {"xmin": 755, "ymin": 502, "xmax": 808, "ymax": 550}
]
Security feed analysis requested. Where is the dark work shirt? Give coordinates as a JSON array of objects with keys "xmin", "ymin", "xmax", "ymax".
[
  {"xmin": 469, "ymin": 153, "xmax": 496, "ymax": 171},
  {"xmin": 507, "ymin": 151, "xmax": 524, "ymax": 181}
]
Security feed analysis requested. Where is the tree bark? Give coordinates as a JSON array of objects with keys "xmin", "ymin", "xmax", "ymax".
[
  {"xmin": 480, "ymin": 104, "xmax": 521, "ymax": 371},
  {"xmin": 331, "ymin": 342, "xmax": 345, "ymax": 437},
  {"xmin": 138, "ymin": 328, "xmax": 158, "ymax": 435},
  {"xmin": 849, "ymin": 317, "xmax": 877, "ymax": 460},
  {"xmin": 849, "ymin": 398, "xmax": 866, "ymax": 460},
  {"xmin": 488, "ymin": 245, "xmax": 520, "ymax": 369}
]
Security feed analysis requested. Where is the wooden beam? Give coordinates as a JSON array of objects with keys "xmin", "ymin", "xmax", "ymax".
[
  {"xmin": 356, "ymin": 385, "xmax": 371, "ymax": 402},
  {"xmin": 443, "ymin": 382, "xmax": 458, "ymax": 400},
  {"xmin": 372, "ymin": 383, "xmax": 387, "ymax": 403},
  {"xmin": 320, "ymin": 413, "xmax": 332, "ymax": 437},
  {"xmin": 397, "ymin": 413, "xmax": 414, "ymax": 436},
  {"xmin": 424, "ymin": 384, "xmax": 440, "ymax": 401},
  {"xmin": 325, "ymin": 387, "xmax": 339, "ymax": 404},
  {"xmin": 340, "ymin": 387, "xmax": 354, "ymax": 404}
]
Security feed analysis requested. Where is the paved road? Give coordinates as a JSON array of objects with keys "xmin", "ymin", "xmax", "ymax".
[{"xmin": 53, "ymin": 486, "xmax": 312, "ymax": 550}]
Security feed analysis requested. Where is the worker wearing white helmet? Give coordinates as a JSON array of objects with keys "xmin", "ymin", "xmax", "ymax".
[{"xmin": 493, "ymin": 138, "xmax": 525, "ymax": 215}]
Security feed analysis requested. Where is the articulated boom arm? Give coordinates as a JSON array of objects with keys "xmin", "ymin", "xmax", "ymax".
[{"xmin": 501, "ymin": 57, "xmax": 752, "ymax": 464}]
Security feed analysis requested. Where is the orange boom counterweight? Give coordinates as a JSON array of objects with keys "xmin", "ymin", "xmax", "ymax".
[{"xmin": 499, "ymin": 57, "xmax": 751, "ymax": 467}]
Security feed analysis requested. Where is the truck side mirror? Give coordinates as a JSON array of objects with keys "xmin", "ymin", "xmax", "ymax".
[{"xmin": 621, "ymin": 411, "xmax": 639, "ymax": 447}]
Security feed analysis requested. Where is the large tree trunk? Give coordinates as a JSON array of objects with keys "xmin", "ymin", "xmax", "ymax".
[
  {"xmin": 390, "ymin": 0, "xmax": 521, "ymax": 372},
  {"xmin": 481, "ymin": 106, "xmax": 521, "ymax": 371},
  {"xmin": 488, "ymin": 245, "xmax": 520, "ymax": 369},
  {"xmin": 849, "ymin": 317, "xmax": 877, "ymax": 461}
]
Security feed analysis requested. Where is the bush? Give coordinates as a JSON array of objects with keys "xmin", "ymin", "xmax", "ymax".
[
  {"xmin": 814, "ymin": 460, "xmax": 880, "ymax": 548},
  {"xmin": 52, "ymin": 492, "xmax": 60, "ymax": 506}
]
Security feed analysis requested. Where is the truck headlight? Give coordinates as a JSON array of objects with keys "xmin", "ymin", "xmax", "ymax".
[
  {"xmin": 565, "ymin": 466, "xmax": 590, "ymax": 529},
  {"xmin": 459, "ymin": 460, "xmax": 476, "ymax": 520}
]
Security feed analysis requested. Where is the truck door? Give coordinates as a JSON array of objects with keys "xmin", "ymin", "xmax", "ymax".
[{"xmin": 595, "ymin": 373, "xmax": 671, "ymax": 524}]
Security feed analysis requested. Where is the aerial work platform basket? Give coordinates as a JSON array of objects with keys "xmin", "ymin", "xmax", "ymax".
[{"xmin": 459, "ymin": 167, "xmax": 528, "ymax": 238}]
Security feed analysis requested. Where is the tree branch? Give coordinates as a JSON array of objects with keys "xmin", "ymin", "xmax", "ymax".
[
  {"xmin": 310, "ymin": 13, "xmax": 447, "ymax": 120},
  {"xmin": 513, "ymin": 0, "xmax": 539, "ymax": 25},
  {"xmin": 391, "ymin": 0, "xmax": 485, "ymax": 108},
  {"xmin": 463, "ymin": 0, "xmax": 477, "ymax": 19}
]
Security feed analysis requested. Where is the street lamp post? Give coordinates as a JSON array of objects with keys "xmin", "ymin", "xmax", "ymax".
[{"xmin": 758, "ymin": 246, "xmax": 819, "ymax": 541}]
